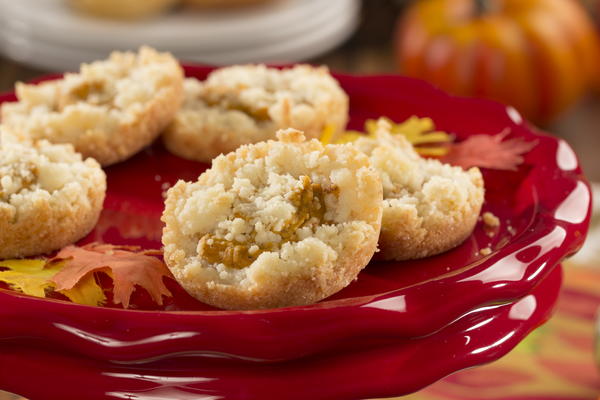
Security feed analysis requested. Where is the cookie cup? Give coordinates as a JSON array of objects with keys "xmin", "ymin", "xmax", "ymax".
[
  {"xmin": 0, "ymin": 140, "xmax": 106, "ymax": 258},
  {"xmin": 162, "ymin": 129, "xmax": 382, "ymax": 310}
]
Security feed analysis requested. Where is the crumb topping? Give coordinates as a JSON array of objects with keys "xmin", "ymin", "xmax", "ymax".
[
  {"xmin": 479, "ymin": 247, "xmax": 492, "ymax": 256},
  {"xmin": 353, "ymin": 120, "xmax": 484, "ymax": 222},
  {"xmin": 164, "ymin": 66, "xmax": 348, "ymax": 163},
  {"xmin": 179, "ymin": 64, "xmax": 347, "ymax": 129},
  {"xmin": 1, "ymin": 46, "xmax": 183, "ymax": 145},
  {"xmin": 0, "ymin": 140, "xmax": 102, "ymax": 207},
  {"xmin": 197, "ymin": 175, "xmax": 338, "ymax": 269},
  {"xmin": 199, "ymin": 64, "xmax": 337, "ymax": 122},
  {"xmin": 0, "ymin": 162, "xmax": 37, "ymax": 201}
]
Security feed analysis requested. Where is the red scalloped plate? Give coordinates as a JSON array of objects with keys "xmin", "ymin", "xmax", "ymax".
[
  {"xmin": 0, "ymin": 66, "xmax": 592, "ymax": 399},
  {"xmin": 0, "ymin": 265, "xmax": 562, "ymax": 400}
]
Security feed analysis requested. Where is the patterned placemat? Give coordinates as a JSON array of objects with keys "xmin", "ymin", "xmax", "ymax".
[{"xmin": 395, "ymin": 263, "xmax": 600, "ymax": 400}]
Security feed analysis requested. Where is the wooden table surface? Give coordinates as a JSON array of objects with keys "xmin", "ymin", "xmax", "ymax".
[{"xmin": 0, "ymin": 1, "xmax": 599, "ymax": 399}]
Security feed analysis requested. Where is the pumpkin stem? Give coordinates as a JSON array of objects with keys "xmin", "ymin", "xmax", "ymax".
[{"xmin": 474, "ymin": 0, "xmax": 491, "ymax": 16}]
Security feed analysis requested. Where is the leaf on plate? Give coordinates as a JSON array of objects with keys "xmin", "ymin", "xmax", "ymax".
[
  {"xmin": 365, "ymin": 116, "xmax": 453, "ymax": 153},
  {"xmin": 0, "ymin": 259, "xmax": 106, "ymax": 306},
  {"xmin": 321, "ymin": 116, "xmax": 453, "ymax": 157},
  {"xmin": 441, "ymin": 129, "xmax": 538, "ymax": 170},
  {"xmin": 321, "ymin": 116, "xmax": 537, "ymax": 170},
  {"xmin": 59, "ymin": 271, "xmax": 107, "ymax": 307},
  {"xmin": 319, "ymin": 123, "xmax": 337, "ymax": 145},
  {"xmin": 0, "ymin": 259, "xmax": 56, "ymax": 298},
  {"xmin": 50, "ymin": 243, "xmax": 173, "ymax": 308}
]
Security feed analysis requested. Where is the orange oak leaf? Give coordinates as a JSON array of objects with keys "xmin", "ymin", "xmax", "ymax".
[
  {"xmin": 50, "ymin": 243, "xmax": 173, "ymax": 309},
  {"xmin": 441, "ymin": 129, "xmax": 538, "ymax": 170}
]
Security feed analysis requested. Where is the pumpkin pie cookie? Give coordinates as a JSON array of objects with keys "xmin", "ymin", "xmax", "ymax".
[
  {"xmin": 163, "ymin": 64, "xmax": 348, "ymax": 163},
  {"xmin": 162, "ymin": 129, "xmax": 382, "ymax": 310},
  {"xmin": 0, "ymin": 139, "xmax": 106, "ymax": 259},
  {"xmin": 352, "ymin": 119, "xmax": 485, "ymax": 261},
  {"xmin": 1, "ymin": 46, "xmax": 184, "ymax": 166}
]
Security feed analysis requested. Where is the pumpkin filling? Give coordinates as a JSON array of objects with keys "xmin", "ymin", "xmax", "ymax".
[
  {"xmin": 57, "ymin": 80, "xmax": 114, "ymax": 111},
  {"xmin": 197, "ymin": 175, "xmax": 338, "ymax": 269},
  {"xmin": 203, "ymin": 96, "xmax": 271, "ymax": 121}
]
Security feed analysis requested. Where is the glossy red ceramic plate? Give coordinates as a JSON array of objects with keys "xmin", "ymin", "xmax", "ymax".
[
  {"xmin": 0, "ymin": 265, "xmax": 562, "ymax": 400},
  {"xmin": 0, "ymin": 66, "xmax": 592, "ymax": 399}
]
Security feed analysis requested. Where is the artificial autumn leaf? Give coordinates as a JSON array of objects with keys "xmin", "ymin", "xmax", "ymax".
[
  {"xmin": 365, "ymin": 116, "xmax": 453, "ymax": 151},
  {"xmin": 0, "ymin": 259, "xmax": 106, "ymax": 306},
  {"xmin": 321, "ymin": 116, "xmax": 453, "ymax": 156},
  {"xmin": 441, "ymin": 129, "xmax": 538, "ymax": 170},
  {"xmin": 321, "ymin": 116, "xmax": 537, "ymax": 170},
  {"xmin": 0, "ymin": 259, "xmax": 56, "ymax": 298},
  {"xmin": 319, "ymin": 123, "xmax": 337, "ymax": 145},
  {"xmin": 60, "ymin": 272, "xmax": 107, "ymax": 306},
  {"xmin": 50, "ymin": 243, "xmax": 173, "ymax": 308}
]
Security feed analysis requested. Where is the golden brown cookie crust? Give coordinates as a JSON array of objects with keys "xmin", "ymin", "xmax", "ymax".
[
  {"xmin": 1, "ymin": 47, "xmax": 184, "ymax": 166},
  {"xmin": 0, "ymin": 140, "xmax": 106, "ymax": 258},
  {"xmin": 163, "ymin": 65, "xmax": 348, "ymax": 163},
  {"xmin": 377, "ymin": 193, "xmax": 483, "ymax": 260},
  {"xmin": 352, "ymin": 119, "xmax": 485, "ymax": 261},
  {"xmin": 162, "ymin": 129, "xmax": 382, "ymax": 310}
]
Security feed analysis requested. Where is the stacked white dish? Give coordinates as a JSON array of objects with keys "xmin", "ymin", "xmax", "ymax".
[{"xmin": 0, "ymin": 0, "xmax": 359, "ymax": 71}]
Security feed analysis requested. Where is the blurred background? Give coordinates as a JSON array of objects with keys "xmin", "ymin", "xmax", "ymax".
[
  {"xmin": 1, "ymin": 0, "xmax": 600, "ymax": 183},
  {"xmin": 0, "ymin": 0, "xmax": 598, "ymax": 399}
]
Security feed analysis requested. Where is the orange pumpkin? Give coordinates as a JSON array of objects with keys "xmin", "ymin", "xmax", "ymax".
[{"xmin": 395, "ymin": 0, "xmax": 600, "ymax": 123}]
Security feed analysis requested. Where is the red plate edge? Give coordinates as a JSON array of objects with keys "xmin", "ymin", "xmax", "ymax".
[{"xmin": 0, "ymin": 265, "xmax": 563, "ymax": 400}]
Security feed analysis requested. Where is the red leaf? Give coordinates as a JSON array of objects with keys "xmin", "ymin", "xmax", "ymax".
[
  {"xmin": 441, "ymin": 129, "xmax": 538, "ymax": 170},
  {"xmin": 50, "ymin": 243, "xmax": 173, "ymax": 308}
]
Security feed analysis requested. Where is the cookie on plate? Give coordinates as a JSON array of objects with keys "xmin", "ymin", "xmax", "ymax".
[
  {"xmin": 0, "ymin": 139, "xmax": 106, "ymax": 259},
  {"xmin": 162, "ymin": 129, "xmax": 382, "ymax": 310},
  {"xmin": 1, "ymin": 46, "xmax": 184, "ymax": 166},
  {"xmin": 352, "ymin": 119, "xmax": 485, "ymax": 261},
  {"xmin": 163, "ymin": 64, "xmax": 348, "ymax": 163}
]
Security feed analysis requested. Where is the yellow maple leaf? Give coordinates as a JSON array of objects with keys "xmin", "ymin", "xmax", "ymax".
[
  {"xmin": 321, "ymin": 116, "xmax": 453, "ymax": 157},
  {"xmin": 0, "ymin": 259, "xmax": 56, "ymax": 297},
  {"xmin": 319, "ymin": 123, "xmax": 336, "ymax": 145},
  {"xmin": 335, "ymin": 131, "xmax": 363, "ymax": 144},
  {"xmin": 59, "ymin": 272, "xmax": 106, "ymax": 306},
  {"xmin": 0, "ymin": 259, "xmax": 106, "ymax": 306}
]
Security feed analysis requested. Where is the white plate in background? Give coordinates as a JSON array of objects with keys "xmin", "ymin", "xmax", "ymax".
[
  {"xmin": 0, "ymin": 0, "xmax": 358, "ymax": 70},
  {"xmin": 0, "ymin": 0, "xmax": 356, "ymax": 52}
]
